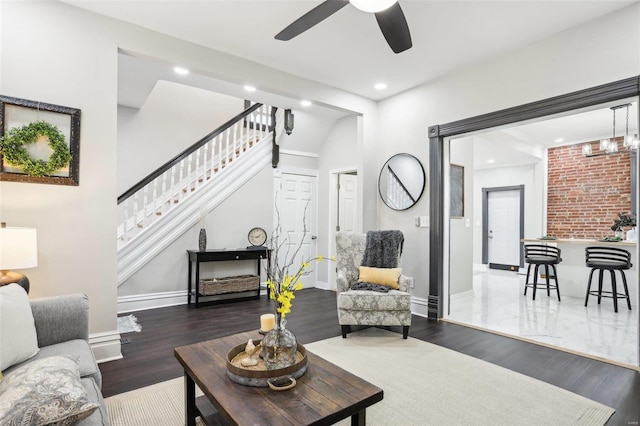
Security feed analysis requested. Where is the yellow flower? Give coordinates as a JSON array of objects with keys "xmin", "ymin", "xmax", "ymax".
[{"xmin": 266, "ymin": 247, "xmax": 335, "ymax": 318}]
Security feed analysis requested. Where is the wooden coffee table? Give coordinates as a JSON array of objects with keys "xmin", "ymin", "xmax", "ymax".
[{"xmin": 174, "ymin": 331, "xmax": 383, "ymax": 425}]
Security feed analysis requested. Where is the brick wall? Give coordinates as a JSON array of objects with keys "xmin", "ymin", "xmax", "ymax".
[{"xmin": 547, "ymin": 137, "xmax": 632, "ymax": 239}]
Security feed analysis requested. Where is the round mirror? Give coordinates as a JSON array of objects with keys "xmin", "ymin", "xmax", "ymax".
[{"xmin": 378, "ymin": 153, "xmax": 425, "ymax": 210}]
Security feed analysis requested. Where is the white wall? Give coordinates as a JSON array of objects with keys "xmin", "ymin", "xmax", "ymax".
[
  {"xmin": 278, "ymin": 109, "xmax": 338, "ymax": 155},
  {"xmin": 117, "ymin": 81, "xmax": 244, "ymax": 194},
  {"xmin": 449, "ymin": 138, "xmax": 474, "ymax": 295},
  {"xmin": 317, "ymin": 115, "xmax": 359, "ymax": 285},
  {"xmin": 375, "ymin": 3, "xmax": 640, "ymax": 305},
  {"xmin": 0, "ymin": 1, "xmax": 121, "ymax": 358}
]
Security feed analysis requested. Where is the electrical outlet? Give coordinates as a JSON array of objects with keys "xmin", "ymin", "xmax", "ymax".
[
  {"xmin": 407, "ymin": 277, "xmax": 415, "ymax": 288},
  {"xmin": 419, "ymin": 216, "xmax": 429, "ymax": 227}
]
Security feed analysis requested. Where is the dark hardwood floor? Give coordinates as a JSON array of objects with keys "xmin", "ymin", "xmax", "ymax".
[{"xmin": 100, "ymin": 288, "xmax": 640, "ymax": 425}]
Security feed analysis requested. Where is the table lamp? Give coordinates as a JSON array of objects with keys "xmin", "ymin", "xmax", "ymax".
[{"xmin": 0, "ymin": 222, "xmax": 38, "ymax": 293}]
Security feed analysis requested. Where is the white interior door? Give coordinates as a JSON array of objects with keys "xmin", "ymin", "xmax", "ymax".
[
  {"xmin": 487, "ymin": 190, "xmax": 520, "ymax": 266},
  {"xmin": 275, "ymin": 173, "xmax": 317, "ymax": 287},
  {"xmin": 338, "ymin": 173, "xmax": 358, "ymax": 232}
]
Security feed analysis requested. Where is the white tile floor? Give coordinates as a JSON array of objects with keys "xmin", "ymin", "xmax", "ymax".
[{"xmin": 447, "ymin": 269, "xmax": 639, "ymax": 366}]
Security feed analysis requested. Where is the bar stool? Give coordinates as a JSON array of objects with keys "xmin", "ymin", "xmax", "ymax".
[
  {"xmin": 584, "ymin": 246, "xmax": 632, "ymax": 313},
  {"xmin": 523, "ymin": 244, "xmax": 562, "ymax": 301}
]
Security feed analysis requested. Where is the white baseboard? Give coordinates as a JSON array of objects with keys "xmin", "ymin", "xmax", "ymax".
[
  {"xmin": 89, "ymin": 330, "xmax": 122, "ymax": 364},
  {"xmin": 117, "ymin": 290, "xmax": 187, "ymax": 313},
  {"xmin": 410, "ymin": 296, "xmax": 430, "ymax": 318},
  {"xmin": 315, "ymin": 281, "xmax": 333, "ymax": 290}
]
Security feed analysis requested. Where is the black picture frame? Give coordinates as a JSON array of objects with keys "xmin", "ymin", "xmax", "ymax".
[
  {"xmin": 0, "ymin": 95, "xmax": 80, "ymax": 186},
  {"xmin": 450, "ymin": 164, "xmax": 464, "ymax": 217}
]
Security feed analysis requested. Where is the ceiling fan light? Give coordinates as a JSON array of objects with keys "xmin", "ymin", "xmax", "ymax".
[{"xmin": 349, "ymin": 0, "xmax": 397, "ymax": 13}]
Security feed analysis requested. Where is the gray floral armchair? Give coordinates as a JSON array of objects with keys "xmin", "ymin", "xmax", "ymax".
[{"xmin": 335, "ymin": 232, "xmax": 412, "ymax": 339}]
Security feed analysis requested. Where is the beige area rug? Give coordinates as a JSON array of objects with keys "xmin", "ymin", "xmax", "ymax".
[{"xmin": 105, "ymin": 328, "xmax": 614, "ymax": 426}]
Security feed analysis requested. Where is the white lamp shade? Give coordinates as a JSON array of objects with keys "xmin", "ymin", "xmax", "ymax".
[
  {"xmin": 0, "ymin": 227, "xmax": 38, "ymax": 270},
  {"xmin": 350, "ymin": 0, "xmax": 397, "ymax": 13}
]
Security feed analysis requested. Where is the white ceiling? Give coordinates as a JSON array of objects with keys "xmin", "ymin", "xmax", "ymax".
[
  {"xmin": 64, "ymin": 0, "xmax": 634, "ymax": 101},
  {"xmin": 469, "ymin": 99, "xmax": 639, "ymax": 169},
  {"xmin": 64, "ymin": 0, "xmax": 639, "ymax": 167}
]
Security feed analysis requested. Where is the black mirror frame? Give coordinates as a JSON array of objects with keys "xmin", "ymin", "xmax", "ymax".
[{"xmin": 378, "ymin": 153, "xmax": 426, "ymax": 211}]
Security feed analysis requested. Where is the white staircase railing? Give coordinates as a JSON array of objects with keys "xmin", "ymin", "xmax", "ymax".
[
  {"xmin": 116, "ymin": 105, "xmax": 283, "ymax": 285},
  {"xmin": 117, "ymin": 104, "xmax": 274, "ymax": 248}
]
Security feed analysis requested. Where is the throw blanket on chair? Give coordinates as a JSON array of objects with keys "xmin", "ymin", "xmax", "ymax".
[
  {"xmin": 361, "ymin": 230, "xmax": 404, "ymax": 268},
  {"xmin": 351, "ymin": 230, "xmax": 404, "ymax": 293}
]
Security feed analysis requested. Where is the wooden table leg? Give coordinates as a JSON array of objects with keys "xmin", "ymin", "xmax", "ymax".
[
  {"xmin": 184, "ymin": 373, "xmax": 196, "ymax": 426},
  {"xmin": 351, "ymin": 409, "xmax": 366, "ymax": 426}
]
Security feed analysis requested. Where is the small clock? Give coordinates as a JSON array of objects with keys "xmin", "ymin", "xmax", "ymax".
[{"xmin": 247, "ymin": 227, "xmax": 267, "ymax": 247}]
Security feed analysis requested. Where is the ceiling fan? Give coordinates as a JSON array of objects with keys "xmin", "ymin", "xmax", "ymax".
[{"xmin": 275, "ymin": 0, "xmax": 412, "ymax": 54}]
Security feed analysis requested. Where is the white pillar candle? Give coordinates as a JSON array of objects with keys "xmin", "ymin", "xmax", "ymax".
[{"xmin": 260, "ymin": 313, "xmax": 275, "ymax": 332}]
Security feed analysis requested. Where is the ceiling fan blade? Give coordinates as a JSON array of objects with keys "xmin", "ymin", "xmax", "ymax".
[
  {"xmin": 375, "ymin": 2, "xmax": 412, "ymax": 54},
  {"xmin": 275, "ymin": 0, "xmax": 349, "ymax": 41}
]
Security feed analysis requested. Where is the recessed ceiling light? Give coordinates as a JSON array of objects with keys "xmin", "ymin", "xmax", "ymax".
[
  {"xmin": 374, "ymin": 83, "xmax": 387, "ymax": 90},
  {"xmin": 555, "ymin": 138, "xmax": 564, "ymax": 143},
  {"xmin": 244, "ymin": 85, "xmax": 256, "ymax": 92},
  {"xmin": 173, "ymin": 66, "xmax": 189, "ymax": 75},
  {"xmin": 300, "ymin": 100, "xmax": 312, "ymax": 107},
  {"xmin": 487, "ymin": 159, "xmax": 495, "ymax": 163}
]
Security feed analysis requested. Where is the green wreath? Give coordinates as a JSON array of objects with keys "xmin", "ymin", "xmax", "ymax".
[{"xmin": 0, "ymin": 121, "xmax": 71, "ymax": 177}]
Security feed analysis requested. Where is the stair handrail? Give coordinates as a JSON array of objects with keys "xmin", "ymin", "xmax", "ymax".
[{"xmin": 117, "ymin": 102, "xmax": 264, "ymax": 204}]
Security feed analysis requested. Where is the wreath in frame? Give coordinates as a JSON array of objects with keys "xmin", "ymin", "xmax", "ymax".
[{"xmin": 0, "ymin": 120, "xmax": 71, "ymax": 177}]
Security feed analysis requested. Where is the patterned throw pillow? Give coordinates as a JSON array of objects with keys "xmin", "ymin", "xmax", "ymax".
[{"xmin": 0, "ymin": 356, "xmax": 98, "ymax": 426}]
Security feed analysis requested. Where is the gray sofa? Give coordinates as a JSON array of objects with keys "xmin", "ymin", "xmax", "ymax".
[{"xmin": 2, "ymin": 294, "xmax": 110, "ymax": 425}]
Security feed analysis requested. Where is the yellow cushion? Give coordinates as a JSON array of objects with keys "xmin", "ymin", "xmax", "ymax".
[{"xmin": 358, "ymin": 266, "xmax": 401, "ymax": 289}]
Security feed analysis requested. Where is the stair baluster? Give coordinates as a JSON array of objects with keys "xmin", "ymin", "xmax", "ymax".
[{"xmin": 117, "ymin": 104, "xmax": 280, "ymax": 277}]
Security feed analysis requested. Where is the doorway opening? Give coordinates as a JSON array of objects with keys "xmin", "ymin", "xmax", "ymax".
[
  {"xmin": 328, "ymin": 167, "xmax": 359, "ymax": 289},
  {"xmin": 482, "ymin": 185, "xmax": 524, "ymax": 271},
  {"xmin": 430, "ymin": 77, "xmax": 640, "ymax": 368}
]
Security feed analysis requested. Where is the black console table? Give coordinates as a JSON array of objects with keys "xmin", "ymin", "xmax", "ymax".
[{"xmin": 186, "ymin": 248, "xmax": 270, "ymax": 308}]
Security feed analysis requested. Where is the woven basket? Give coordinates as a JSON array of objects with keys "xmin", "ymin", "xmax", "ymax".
[{"xmin": 199, "ymin": 274, "xmax": 259, "ymax": 296}]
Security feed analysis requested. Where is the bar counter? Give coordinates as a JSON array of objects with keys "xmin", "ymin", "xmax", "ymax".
[{"xmin": 521, "ymin": 238, "xmax": 637, "ymax": 305}]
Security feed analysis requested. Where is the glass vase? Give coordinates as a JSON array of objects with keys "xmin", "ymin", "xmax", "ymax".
[{"xmin": 262, "ymin": 313, "xmax": 297, "ymax": 370}]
